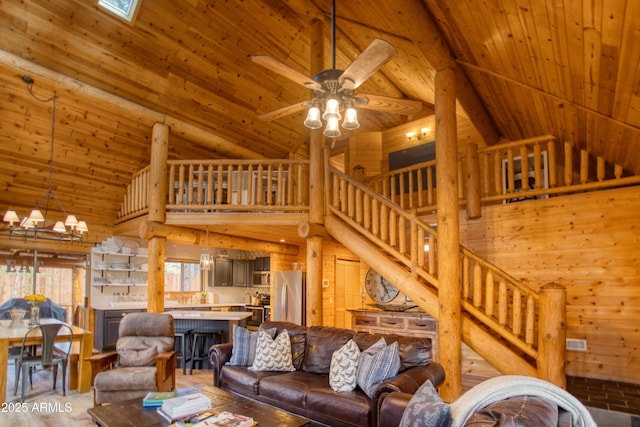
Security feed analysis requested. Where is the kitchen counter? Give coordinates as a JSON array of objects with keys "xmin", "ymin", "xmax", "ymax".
[
  {"xmin": 166, "ymin": 310, "xmax": 251, "ymax": 320},
  {"xmin": 166, "ymin": 310, "xmax": 251, "ymax": 343}
]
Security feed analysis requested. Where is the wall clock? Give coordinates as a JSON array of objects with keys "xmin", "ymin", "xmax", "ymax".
[{"xmin": 364, "ymin": 268, "xmax": 399, "ymax": 303}]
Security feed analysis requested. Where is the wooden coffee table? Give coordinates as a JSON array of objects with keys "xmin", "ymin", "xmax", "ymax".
[{"xmin": 87, "ymin": 385, "xmax": 309, "ymax": 427}]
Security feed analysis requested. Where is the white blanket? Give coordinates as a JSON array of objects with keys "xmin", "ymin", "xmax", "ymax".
[{"xmin": 449, "ymin": 375, "xmax": 596, "ymax": 427}]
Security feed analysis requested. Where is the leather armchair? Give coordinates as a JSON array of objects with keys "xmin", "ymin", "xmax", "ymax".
[{"xmin": 87, "ymin": 312, "xmax": 177, "ymax": 406}]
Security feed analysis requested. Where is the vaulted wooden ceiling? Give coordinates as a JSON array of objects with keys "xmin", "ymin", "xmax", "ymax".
[{"xmin": 1, "ymin": 0, "xmax": 639, "ymax": 248}]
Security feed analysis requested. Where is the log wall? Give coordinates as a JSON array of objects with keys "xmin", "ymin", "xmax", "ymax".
[{"xmin": 445, "ymin": 185, "xmax": 640, "ymax": 384}]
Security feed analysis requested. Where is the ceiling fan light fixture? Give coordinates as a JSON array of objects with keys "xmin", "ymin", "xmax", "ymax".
[
  {"xmin": 322, "ymin": 98, "xmax": 342, "ymax": 121},
  {"xmin": 342, "ymin": 103, "xmax": 360, "ymax": 130},
  {"xmin": 304, "ymin": 105, "xmax": 322, "ymax": 129},
  {"xmin": 323, "ymin": 117, "xmax": 342, "ymax": 138}
]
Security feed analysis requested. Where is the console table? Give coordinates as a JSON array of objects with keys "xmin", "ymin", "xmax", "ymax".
[{"xmin": 349, "ymin": 309, "xmax": 439, "ymax": 362}]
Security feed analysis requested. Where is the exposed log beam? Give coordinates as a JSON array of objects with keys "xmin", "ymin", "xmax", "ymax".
[
  {"xmin": 140, "ymin": 221, "xmax": 299, "ymax": 255},
  {"xmin": 0, "ymin": 50, "xmax": 264, "ymax": 159},
  {"xmin": 397, "ymin": 6, "xmax": 500, "ymax": 145}
]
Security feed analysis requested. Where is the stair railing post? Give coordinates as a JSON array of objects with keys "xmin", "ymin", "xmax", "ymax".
[{"xmin": 537, "ymin": 282, "xmax": 567, "ymax": 388}]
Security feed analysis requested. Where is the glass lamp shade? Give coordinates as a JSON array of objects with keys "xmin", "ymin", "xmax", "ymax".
[
  {"xmin": 323, "ymin": 117, "xmax": 342, "ymax": 138},
  {"xmin": 322, "ymin": 98, "xmax": 341, "ymax": 120},
  {"xmin": 304, "ymin": 106, "xmax": 322, "ymax": 129},
  {"xmin": 342, "ymin": 107, "xmax": 360, "ymax": 130},
  {"xmin": 200, "ymin": 253, "xmax": 213, "ymax": 270}
]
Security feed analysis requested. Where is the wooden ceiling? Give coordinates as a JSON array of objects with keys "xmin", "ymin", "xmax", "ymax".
[{"xmin": 1, "ymin": 0, "xmax": 639, "ymax": 250}]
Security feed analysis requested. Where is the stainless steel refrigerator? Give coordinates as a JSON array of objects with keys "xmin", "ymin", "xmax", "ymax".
[{"xmin": 273, "ymin": 270, "xmax": 305, "ymax": 325}]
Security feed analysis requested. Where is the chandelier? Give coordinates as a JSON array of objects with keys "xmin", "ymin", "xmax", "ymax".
[
  {"xmin": 2, "ymin": 76, "xmax": 88, "ymax": 245},
  {"xmin": 199, "ymin": 226, "xmax": 213, "ymax": 270}
]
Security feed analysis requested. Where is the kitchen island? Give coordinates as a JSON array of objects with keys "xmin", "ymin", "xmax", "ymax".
[
  {"xmin": 166, "ymin": 310, "xmax": 251, "ymax": 343},
  {"xmin": 92, "ymin": 304, "xmax": 250, "ymax": 352}
]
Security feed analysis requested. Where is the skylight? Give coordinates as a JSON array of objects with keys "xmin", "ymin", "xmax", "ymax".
[{"xmin": 97, "ymin": 0, "xmax": 140, "ymax": 23}]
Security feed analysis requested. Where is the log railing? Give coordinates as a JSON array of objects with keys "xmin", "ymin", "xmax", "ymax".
[
  {"xmin": 116, "ymin": 160, "xmax": 310, "ymax": 220},
  {"xmin": 327, "ymin": 166, "xmax": 545, "ymax": 363},
  {"xmin": 364, "ymin": 135, "xmax": 640, "ymax": 213},
  {"xmin": 117, "ymin": 166, "xmax": 150, "ymax": 221}
]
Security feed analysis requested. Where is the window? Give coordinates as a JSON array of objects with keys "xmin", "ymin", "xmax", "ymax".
[
  {"xmin": 0, "ymin": 266, "xmax": 77, "ymax": 317},
  {"xmin": 164, "ymin": 261, "xmax": 203, "ymax": 292},
  {"xmin": 97, "ymin": 0, "xmax": 140, "ymax": 23}
]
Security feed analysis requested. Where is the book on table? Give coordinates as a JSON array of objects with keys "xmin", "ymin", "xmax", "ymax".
[
  {"xmin": 142, "ymin": 391, "xmax": 177, "ymax": 407},
  {"xmin": 156, "ymin": 392, "xmax": 211, "ymax": 422},
  {"xmin": 178, "ymin": 410, "xmax": 255, "ymax": 427}
]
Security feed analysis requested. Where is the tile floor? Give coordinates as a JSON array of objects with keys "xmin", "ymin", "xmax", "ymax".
[{"xmin": 566, "ymin": 375, "xmax": 640, "ymax": 425}]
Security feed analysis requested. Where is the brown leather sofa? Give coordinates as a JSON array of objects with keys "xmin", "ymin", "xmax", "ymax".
[{"xmin": 209, "ymin": 321, "xmax": 445, "ymax": 427}]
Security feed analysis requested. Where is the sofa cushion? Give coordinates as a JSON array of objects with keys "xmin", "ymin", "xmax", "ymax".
[
  {"xmin": 259, "ymin": 370, "xmax": 330, "ymax": 408},
  {"xmin": 356, "ymin": 338, "xmax": 400, "ymax": 398},
  {"xmin": 330, "ymin": 339, "xmax": 361, "ymax": 392},
  {"xmin": 303, "ymin": 326, "xmax": 355, "ymax": 374},
  {"xmin": 463, "ymin": 396, "xmax": 558, "ymax": 427},
  {"xmin": 306, "ymin": 384, "xmax": 373, "ymax": 426},
  {"xmin": 228, "ymin": 325, "xmax": 276, "ymax": 366},
  {"xmin": 250, "ymin": 329, "xmax": 295, "ymax": 372},
  {"xmin": 399, "ymin": 379, "xmax": 451, "ymax": 427},
  {"xmin": 219, "ymin": 365, "xmax": 283, "ymax": 396},
  {"xmin": 353, "ymin": 333, "xmax": 432, "ymax": 372}
]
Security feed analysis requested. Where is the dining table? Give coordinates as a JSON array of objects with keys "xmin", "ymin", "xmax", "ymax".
[{"xmin": 0, "ymin": 318, "xmax": 93, "ymax": 404}]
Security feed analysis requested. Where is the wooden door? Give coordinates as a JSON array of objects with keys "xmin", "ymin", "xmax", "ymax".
[{"xmin": 334, "ymin": 259, "xmax": 360, "ymax": 329}]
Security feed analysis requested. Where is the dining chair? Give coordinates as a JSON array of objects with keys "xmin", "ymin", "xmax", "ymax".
[{"xmin": 13, "ymin": 323, "xmax": 73, "ymax": 402}]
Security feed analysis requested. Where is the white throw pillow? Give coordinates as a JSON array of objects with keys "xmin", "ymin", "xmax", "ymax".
[
  {"xmin": 329, "ymin": 339, "xmax": 361, "ymax": 392},
  {"xmin": 249, "ymin": 329, "xmax": 295, "ymax": 372}
]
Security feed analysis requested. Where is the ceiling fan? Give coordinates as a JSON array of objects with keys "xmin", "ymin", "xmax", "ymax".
[{"xmin": 251, "ymin": 0, "xmax": 422, "ymax": 137}]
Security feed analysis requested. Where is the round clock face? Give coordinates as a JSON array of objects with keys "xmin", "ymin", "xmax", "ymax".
[{"xmin": 364, "ymin": 268, "xmax": 399, "ymax": 303}]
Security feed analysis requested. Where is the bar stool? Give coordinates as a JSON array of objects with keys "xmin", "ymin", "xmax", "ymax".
[
  {"xmin": 174, "ymin": 329, "xmax": 193, "ymax": 375},
  {"xmin": 190, "ymin": 330, "xmax": 223, "ymax": 374}
]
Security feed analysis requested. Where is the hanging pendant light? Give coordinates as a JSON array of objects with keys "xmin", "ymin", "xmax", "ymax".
[{"xmin": 200, "ymin": 226, "xmax": 213, "ymax": 270}]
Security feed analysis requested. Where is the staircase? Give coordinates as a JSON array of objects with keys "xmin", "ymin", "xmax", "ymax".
[{"xmin": 322, "ymin": 135, "xmax": 640, "ymax": 385}]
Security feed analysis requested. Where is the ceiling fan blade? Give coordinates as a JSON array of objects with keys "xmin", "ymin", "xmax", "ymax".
[
  {"xmin": 252, "ymin": 55, "xmax": 323, "ymax": 91},
  {"xmin": 339, "ymin": 39, "xmax": 397, "ymax": 90},
  {"xmin": 354, "ymin": 94, "xmax": 423, "ymax": 116},
  {"xmin": 258, "ymin": 101, "xmax": 309, "ymax": 121}
]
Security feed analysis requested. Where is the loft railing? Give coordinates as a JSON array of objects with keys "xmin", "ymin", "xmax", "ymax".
[
  {"xmin": 117, "ymin": 166, "xmax": 150, "ymax": 221},
  {"xmin": 327, "ymin": 165, "xmax": 544, "ymax": 361},
  {"xmin": 116, "ymin": 160, "xmax": 310, "ymax": 221},
  {"xmin": 364, "ymin": 135, "xmax": 640, "ymax": 214},
  {"xmin": 165, "ymin": 160, "xmax": 309, "ymax": 212}
]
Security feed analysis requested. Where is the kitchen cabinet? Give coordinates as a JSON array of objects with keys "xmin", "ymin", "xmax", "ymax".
[
  {"xmin": 232, "ymin": 260, "xmax": 254, "ymax": 286},
  {"xmin": 94, "ymin": 308, "xmax": 144, "ymax": 352},
  {"xmin": 254, "ymin": 256, "xmax": 270, "ymax": 271},
  {"xmin": 214, "ymin": 258, "xmax": 233, "ymax": 286}
]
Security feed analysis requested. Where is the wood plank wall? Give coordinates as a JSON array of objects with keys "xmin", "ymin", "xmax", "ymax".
[{"xmin": 419, "ymin": 185, "xmax": 639, "ymax": 384}]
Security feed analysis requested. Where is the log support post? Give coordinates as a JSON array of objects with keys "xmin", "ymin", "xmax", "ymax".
[
  {"xmin": 537, "ymin": 282, "xmax": 567, "ymax": 388},
  {"xmin": 435, "ymin": 67, "xmax": 462, "ymax": 401},
  {"xmin": 304, "ymin": 19, "xmax": 325, "ymax": 326},
  {"xmin": 466, "ymin": 143, "xmax": 481, "ymax": 219},
  {"xmin": 147, "ymin": 122, "xmax": 169, "ymax": 313}
]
